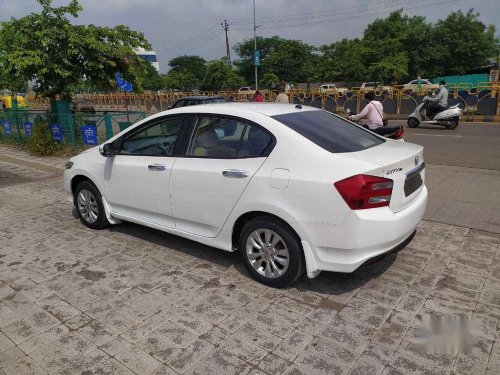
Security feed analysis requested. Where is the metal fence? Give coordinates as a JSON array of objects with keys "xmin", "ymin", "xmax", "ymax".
[
  {"xmin": 0, "ymin": 109, "xmax": 146, "ymax": 146},
  {"xmin": 70, "ymin": 83, "xmax": 500, "ymax": 120}
]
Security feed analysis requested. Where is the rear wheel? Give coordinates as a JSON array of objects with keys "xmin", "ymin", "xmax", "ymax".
[
  {"xmin": 75, "ymin": 181, "xmax": 109, "ymax": 230},
  {"xmin": 445, "ymin": 117, "xmax": 459, "ymax": 129},
  {"xmin": 239, "ymin": 217, "xmax": 305, "ymax": 288},
  {"xmin": 407, "ymin": 117, "xmax": 420, "ymax": 128}
]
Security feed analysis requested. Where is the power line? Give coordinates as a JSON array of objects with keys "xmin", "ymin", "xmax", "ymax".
[
  {"xmin": 156, "ymin": 24, "xmax": 220, "ymax": 53},
  {"xmin": 230, "ymin": 0, "xmax": 436, "ymax": 23},
  {"xmin": 231, "ymin": 0, "xmax": 458, "ymax": 31}
]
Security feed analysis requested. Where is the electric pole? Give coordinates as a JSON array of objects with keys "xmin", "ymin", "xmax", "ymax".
[
  {"xmin": 253, "ymin": 0, "xmax": 258, "ymax": 91},
  {"xmin": 221, "ymin": 20, "xmax": 231, "ymax": 67}
]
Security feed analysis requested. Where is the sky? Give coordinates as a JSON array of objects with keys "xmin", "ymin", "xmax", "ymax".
[{"xmin": 1, "ymin": 0, "xmax": 498, "ymax": 73}]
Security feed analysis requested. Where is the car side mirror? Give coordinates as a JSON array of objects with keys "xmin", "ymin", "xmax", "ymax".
[{"xmin": 99, "ymin": 143, "xmax": 114, "ymax": 157}]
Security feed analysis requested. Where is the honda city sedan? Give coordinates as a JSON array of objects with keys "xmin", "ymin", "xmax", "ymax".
[{"xmin": 64, "ymin": 103, "xmax": 427, "ymax": 287}]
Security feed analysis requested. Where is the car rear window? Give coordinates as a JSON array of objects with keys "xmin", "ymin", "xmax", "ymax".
[
  {"xmin": 272, "ymin": 110, "xmax": 384, "ymax": 153},
  {"xmin": 204, "ymin": 98, "xmax": 226, "ymax": 104}
]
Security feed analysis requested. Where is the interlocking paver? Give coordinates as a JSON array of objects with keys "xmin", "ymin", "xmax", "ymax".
[{"xmin": 1, "ymin": 146, "xmax": 500, "ymax": 374}]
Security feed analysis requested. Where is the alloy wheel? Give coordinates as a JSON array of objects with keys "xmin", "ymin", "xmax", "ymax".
[
  {"xmin": 77, "ymin": 189, "xmax": 99, "ymax": 224},
  {"xmin": 246, "ymin": 229, "xmax": 289, "ymax": 278}
]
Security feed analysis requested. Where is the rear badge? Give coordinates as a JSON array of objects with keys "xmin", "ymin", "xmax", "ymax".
[
  {"xmin": 387, "ymin": 168, "xmax": 403, "ymax": 175},
  {"xmin": 415, "ymin": 156, "xmax": 419, "ymax": 166}
]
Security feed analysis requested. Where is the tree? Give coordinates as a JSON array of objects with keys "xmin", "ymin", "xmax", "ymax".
[
  {"xmin": 233, "ymin": 36, "xmax": 284, "ymax": 83},
  {"xmin": 0, "ymin": 0, "xmax": 151, "ymax": 98},
  {"xmin": 202, "ymin": 60, "xmax": 245, "ymax": 91},
  {"xmin": 431, "ymin": 9, "xmax": 498, "ymax": 76},
  {"xmin": 318, "ymin": 39, "xmax": 367, "ymax": 82},
  {"xmin": 262, "ymin": 39, "xmax": 317, "ymax": 83},
  {"xmin": 164, "ymin": 70, "xmax": 199, "ymax": 91},
  {"xmin": 168, "ymin": 55, "xmax": 207, "ymax": 82},
  {"xmin": 142, "ymin": 63, "xmax": 164, "ymax": 91},
  {"xmin": 260, "ymin": 72, "xmax": 279, "ymax": 88}
]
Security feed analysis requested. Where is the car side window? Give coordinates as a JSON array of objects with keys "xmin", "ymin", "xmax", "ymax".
[
  {"xmin": 120, "ymin": 117, "xmax": 183, "ymax": 156},
  {"xmin": 186, "ymin": 116, "xmax": 272, "ymax": 158}
]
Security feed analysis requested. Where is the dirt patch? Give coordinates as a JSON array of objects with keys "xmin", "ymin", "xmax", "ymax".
[
  {"xmin": 0, "ymin": 170, "xmax": 31, "ymax": 188},
  {"xmin": 317, "ymin": 297, "xmax": 346, "ymax": 312},
  {"xmin": 76, "ymin": 269, "xmax": 106, "ymax": 281}
]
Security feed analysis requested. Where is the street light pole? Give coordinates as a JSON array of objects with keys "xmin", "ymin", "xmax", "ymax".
[{"xmin": 253, "ymin": 0, "xmax": 258, "ymax": 91}]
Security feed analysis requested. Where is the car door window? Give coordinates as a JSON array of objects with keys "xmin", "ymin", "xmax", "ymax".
[
  {"xmin": 120, "ymin": 117, "xmax": 183, "ymax": 156},
  {"xmin": 187, "ymin": 116, "xmax": 272, "ymax": 158}
]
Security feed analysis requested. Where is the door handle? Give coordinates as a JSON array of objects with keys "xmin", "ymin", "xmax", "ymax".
[
  {"xmin": 148, "ymin": 164, "xmax": 167, "ymax": 171},
  {"xmin": 222, "ymin": 169, "xmax": 248, "ymax": 178}
]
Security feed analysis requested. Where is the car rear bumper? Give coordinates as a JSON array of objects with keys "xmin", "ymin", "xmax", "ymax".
[{"xmin": 302, "ymin": 186, "xmax": 427, "ymax": 276}]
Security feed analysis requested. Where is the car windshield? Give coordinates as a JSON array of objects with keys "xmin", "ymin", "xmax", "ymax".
[{"xmin": 272, "ymin": 110, "xmax": 384, "ymax": 153}]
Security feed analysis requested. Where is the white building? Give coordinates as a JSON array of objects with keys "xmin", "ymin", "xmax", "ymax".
[{"xmin": 134, "ymin": 47, "xmax": 160, "ymax": 72}]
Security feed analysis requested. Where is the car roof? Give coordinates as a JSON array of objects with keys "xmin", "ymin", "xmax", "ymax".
[
  {"xmin": 157, "ymin": 102, "xmax": 320, "ymax": 117},
  {"xmin": 177, "ymin": 96, "xmax": 224, "ymax": 100}
]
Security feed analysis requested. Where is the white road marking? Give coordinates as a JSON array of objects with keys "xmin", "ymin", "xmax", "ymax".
[{"xmin": 413, "ymin": 134, "xmax": 463, "ymax": 137}]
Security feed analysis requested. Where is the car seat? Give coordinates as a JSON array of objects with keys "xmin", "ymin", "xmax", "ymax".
[{"xmin": 193, "ymin": 128, "xmax": 235, "ymax": 157}]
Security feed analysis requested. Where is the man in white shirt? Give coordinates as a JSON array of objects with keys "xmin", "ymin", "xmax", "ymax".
[
  {"xmin": 348, "ymin": 92, "xmax": 384, "ymax": 130},
  {"xmin": 275, "ymin": 89, "xmax": 289, "ymax": 104}
]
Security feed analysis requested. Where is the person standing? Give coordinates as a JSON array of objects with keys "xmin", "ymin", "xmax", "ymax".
[
  {"xmin": 253, "ymin": 90, "xmax": 264, "ymax": 102},
  {"xmin": 275, "ymin": 89, "xmax": 289, "ymax": 103},
  {"xmin": 348, "ymin": 92, "xmax": 384, "ymax": 130}
]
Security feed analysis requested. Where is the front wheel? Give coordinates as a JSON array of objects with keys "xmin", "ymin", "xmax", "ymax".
[
  {"xmin": 239, "ymin": 217, "xmax": 305, "ymax": 288},
  {"xmin": 75, "ymin": 181, "xmax": 110, "ymax": 230},
  {"xmin": 407, "ymin": 117, "xmax": 420, "ymax": 128}
]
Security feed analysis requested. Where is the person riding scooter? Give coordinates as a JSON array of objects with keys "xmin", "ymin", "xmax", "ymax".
[
  {"xmin": 348, "ymin": 92, "xmax": 383, "ymax": 130},
  {"xmin": 425, "ymin": 80, "xmax": 448, "ymax": 117}
]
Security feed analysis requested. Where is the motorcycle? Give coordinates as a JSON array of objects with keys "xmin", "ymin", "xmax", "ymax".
[
  {"xmin": 408, "ymin": 95, "xmax": 462, "ymax": 129},
  {"xmin": 345, "ymin": 109, "xmax": 405, "ymax": 141}
]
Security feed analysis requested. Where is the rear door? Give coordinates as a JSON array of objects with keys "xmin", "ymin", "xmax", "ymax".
[{"xmin": 170, "ymin": 114, "xmax": 274, "ymax": 237}]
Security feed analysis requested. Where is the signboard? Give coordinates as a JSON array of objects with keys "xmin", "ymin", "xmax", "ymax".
[
  {"xmin": 81, "ymin": 125, "xmax": 98, "ymax": 145},
  {"xmin": 49, "ymin": 123, "xmax": 63, "ymax": 142},
  {"xmin": 23, "ymin": 122, "xmax": 33, "ymax": 137},
  {"xmin": 2, "ymin": 120, "xmax": 12, "ymax": 135},
  {"xmin": 115, "ymin": 72, "xmax": 133, "ymax": 92},
  {"xmin": 253, "ymin": 50, "xmax": 261, "ymax": 66}
]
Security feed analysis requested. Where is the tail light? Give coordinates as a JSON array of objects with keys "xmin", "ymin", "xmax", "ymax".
[
  {"xmin": 334, "ymin": 174, "xmax": 393, "ymax": 210},
  {"xmin": 394, "ymin": 128, "xmax": 404, "ymax": 139}
]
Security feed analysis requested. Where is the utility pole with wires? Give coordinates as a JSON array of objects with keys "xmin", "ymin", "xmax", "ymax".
[
  {"xmin": 253, "ymin": 0, "xmax": 260, "ymax": 91},
  {"xmin": 221, "ymin": 20, "xmax": 231, "ymax": 67}
]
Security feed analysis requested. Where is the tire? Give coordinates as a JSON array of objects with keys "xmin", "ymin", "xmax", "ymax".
[
  {"xmin": 74, "ymin": 181, "xmax": 110, "ymax": 230},
  {"xmin": 445, "ymin": 117, "xmax": 459, "ymax": 129},
  {"xmin": 239, "ymin": 217, "xmax": 305, "ymax": 288},
  {"xmin": 407, "ymin": 117, "xmax": 420, "ymax": 128}
]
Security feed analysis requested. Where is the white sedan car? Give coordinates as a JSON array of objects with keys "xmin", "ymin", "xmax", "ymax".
[{"xmin": 64, "ymin": 103, "xmax": 427, "ymax": 287}]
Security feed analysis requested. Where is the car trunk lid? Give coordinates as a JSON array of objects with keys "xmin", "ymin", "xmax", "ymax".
[{"xmin": 341, "ymin": 140, "xmax": 425, "ymax": 212}]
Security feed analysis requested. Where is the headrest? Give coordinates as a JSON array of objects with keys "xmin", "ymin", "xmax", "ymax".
[
  {"xmin": 197, "ymin": 128, "xmax": 219, "ymax": 147},
  {"xmin": 249, "ymin": 127, "xmax": 269, "ymax": 147}
]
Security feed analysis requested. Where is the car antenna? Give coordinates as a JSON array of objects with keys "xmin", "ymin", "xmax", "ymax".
[{"xmin": 295, "ymin": 104, "xmax": 302, "ymax": 109}]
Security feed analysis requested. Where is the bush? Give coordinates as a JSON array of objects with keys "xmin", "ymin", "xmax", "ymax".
[{"xmin": 26, "ymin": 121, "xmax": 63, "ymax": 155}]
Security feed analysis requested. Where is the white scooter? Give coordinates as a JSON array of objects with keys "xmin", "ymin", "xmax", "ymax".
[{"xmin": 408, "ymin": 96, "xmax": 462, "ymax": 129}]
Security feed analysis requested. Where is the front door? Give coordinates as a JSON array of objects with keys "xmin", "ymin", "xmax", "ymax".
[
  {"xmin": 104, "ymin": 115, "xmax": 187, "ymax": 228},
  {"xmin": 171, "ymin": 114, "xmax": 274, "ymax": 237}
]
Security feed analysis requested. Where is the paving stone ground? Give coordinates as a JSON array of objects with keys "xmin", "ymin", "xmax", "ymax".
[{"xmin": 1, "ymin": 145, "xmax": 499, "ymax": 375}]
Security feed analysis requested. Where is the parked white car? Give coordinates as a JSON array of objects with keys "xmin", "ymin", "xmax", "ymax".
[
  {"xmin": 238, "ymin": 87, "xmax": 254, "ymax": 95},
  {"xmin": 359, "ymin": 82, "xmax": 392, "ymax": 93},
  {"xmin": 320, "ymin": 83, "xmax": 348, "ymax": 94},
  {"xmin": 403, "ymin": 79, "xmax": 439, "ymax": 92},
  {"xmin": 64, "ymin": 103, "xmax": 427, "ymax": 287}
]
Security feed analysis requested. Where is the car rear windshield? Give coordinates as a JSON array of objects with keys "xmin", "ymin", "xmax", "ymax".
[
  {"xmin": 272, "ymin": 110, "xmax": 384, "ymax": 153},
  {"xmin": 204, "ymin": 98, "xmax": 226, "ymax": 104}
]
